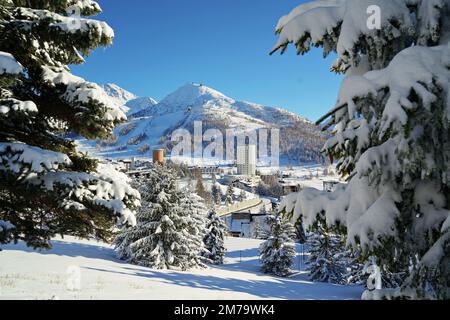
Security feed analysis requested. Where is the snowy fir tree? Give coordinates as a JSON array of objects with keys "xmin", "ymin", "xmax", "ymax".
[
  {"xmin": 195, "ymin": 173, "xmax": 212, "ymax": 204},
  {"xmin": 253, "ymin": 218, "xmax": 263, "ymax": 240},
  {"xmin": 114, "ymin": 164, "xmax": 207, "ymax": 270},
  {"xmin": 203, "ymin": 209, "xmax": 227, "ymax": 265},
  {"xmin": 275, "ymin": 0, "xmax": 450, "ymax": 299},
  {"xmin": 0, "ymin": 0, "xmax": 140, "ymax": 249},
  {"xmin": 238, "ymin": 189, "xmax": 247, "ymax": 202},
  {"xmin": 259, "ymin": 214, "xmax": 297, "ymax": 277},
  {"xmin": 306, "ymin": 225, "xmax": 367, "ymax": 285},
  {"xmin": 179, "ymin": 192, "xmax": 209, "ymax": 267},
  {"xmin": 225, "ymin": 181, "xmax": 235, "ymax": 205},
  {"xmin": 306, "ymin": 230, "xmax": 350, "ymax": 285},
  {"xmin": 211, "ymin": 183, "xmax": 222, "ymax": 205}
]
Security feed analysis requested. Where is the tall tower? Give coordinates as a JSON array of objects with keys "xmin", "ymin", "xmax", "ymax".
[
  {"xmin": 152, "ymin": 148, "xmax": 164, "ymax": 164},
  {"xmin": 237, "ymin": 145, "xmax": 256, "ymax": 176}
]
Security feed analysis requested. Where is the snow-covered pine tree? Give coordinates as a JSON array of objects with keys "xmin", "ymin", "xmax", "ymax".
[
  {"xmin": 195, "ymin": 173, "xmax": 212, "ymax": 204},
  {"xmin": 306, "ymin": 224, "xmax": 368, "ymax": 285},
  {"xmin": 179, "ymin": 192, "xmax": 208, "ymax": 268},
  {"xmin": 274, "ymin": 0, "xmax": 450, "ymax": 299},
  {"xmin": 203, "ymin": 209, "xmax": 227, "ymax": 264},
  {"xmin": 259, "ymin": 214, "xmax": 297, "ymax": 277},
  {"xmin": 211, "ymin": 183, "xmax": 222, "ymax": 205},
  {"xmin": 253, "ymin": 218, "xmax": 263, "ymax": 240},
  {"xmin": 307, "ymin": 226, "xmax": 404, "ymax": 286},
  {"xmin": 225, "ymin": 181, "xmax": 235, "ymax": 205},
  {"xmin": 0, "ymin": 0, "xmax": 140, "ymax": 249},
  {"xmin": 114, "ymin": 164, "xmax": 206, "ymax": 270},
  {"xmin": 306, "ymin": 229, "xmax": 349, "ymax": 285},
  {"xmin": 238, "ymin": 189, "xmax": 247, "ymax": 202}
]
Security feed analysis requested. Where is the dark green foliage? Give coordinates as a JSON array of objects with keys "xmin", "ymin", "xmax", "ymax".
[{"xmin": 0, "ymin": 0, "xmax": 139, "ymax": 249}]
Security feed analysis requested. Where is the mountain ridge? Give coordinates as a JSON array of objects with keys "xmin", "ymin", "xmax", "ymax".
[
  {"xmin": 79, "ymin": 83, "xmax": 326, "ymax": 165},
  {"xmin": 101, "ymin": 83, "xmax": 158, "ymax": 115}
]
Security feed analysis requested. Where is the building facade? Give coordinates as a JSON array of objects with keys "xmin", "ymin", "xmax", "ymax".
[{"xmin": 236, "ymin": 144, "xmax": 256, "ymax": 176}]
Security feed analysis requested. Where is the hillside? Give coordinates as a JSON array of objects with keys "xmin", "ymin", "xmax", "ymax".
[
  {"xmin": 79, "ymin": 83, "xmax": 326, "ymax": 164},
  {"xmin": 101, "ymin": 83, "xmax": 158, "ymax": 115}
]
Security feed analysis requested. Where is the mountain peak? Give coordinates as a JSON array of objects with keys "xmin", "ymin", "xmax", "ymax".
[
  {"xmin": 101, "ymin": 83, "xmax": 137, "ymax": 104},
  {"xmin": 160, "ymin": 82, "xmax": 230, "ymax": 107},
  {"xmin": 101, "ymin": 83, "xmax": 158, "ymax": 115}
]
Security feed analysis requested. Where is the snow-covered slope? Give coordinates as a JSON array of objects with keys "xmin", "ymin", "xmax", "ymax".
[
  {"xmin": 80, "ymin": 83, "xmax": 325, "ymax": 162},
  {"xmin": 101, "ymin": 83, "xmax": 137, "ymax": 105},
  {"xmin": 101, "ymin": 83, "xmax": 158, "ymax": 115},
  {"xmin": 0, "ymin": 236, "xmax": 363, "ymax": 300}
]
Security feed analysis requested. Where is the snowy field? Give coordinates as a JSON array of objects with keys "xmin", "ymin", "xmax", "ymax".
[{"xmin": 0, "ymin": 236, "xmax": 363, "ymax": 300}]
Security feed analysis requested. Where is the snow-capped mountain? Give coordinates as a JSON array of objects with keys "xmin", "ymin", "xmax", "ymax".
[
  {"xmin": 101, "ymin": 83, "xmax": 158, "ymax": 115},
  {"xmin": 101, "ymin": 83, "xmax": 137, "ymax": 104},
  {"xmin": 132, "ymin": 83, "xmax": 308, "ymax": 127},
  {"xmin": 80, "ymin": 83, "xmax": 326, "ymax": 164}
]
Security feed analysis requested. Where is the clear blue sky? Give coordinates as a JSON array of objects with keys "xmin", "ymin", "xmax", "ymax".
[{"xmin": 72, "ymin": 0, "xmax": 342, "ymax": 121}]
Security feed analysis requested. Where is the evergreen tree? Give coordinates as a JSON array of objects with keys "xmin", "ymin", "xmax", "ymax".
[
  {"xmin": 306, "ymin": 226, "xmax": 405, "ymax": 286},
  {"xmin": 114, "ymin": 164, "xmax": 206, "ymax": 270},
  {"xmin": 195, "ymin": 173, "xmax": 212, "ymax": 204},
  {"xmin": 203, "ymin": 209, "xmax": 227, "ymax": 264},
  {"xmin": 0, "ymin": 0, "xmax": 139, "ymax": 249},
  {"xmin": 253, "ymin": 219, "xmax": 262, "ymax": 239},
  {"xmin": 274, "ymin": 0, "xmax": 450, "ymax": 299},
  {"xmin": 259, "ymin": 214, "xmax": 297, "ymax": 277},
  {"xmin": 225, "ymin": 181, "xmax": 235, "ymax": 205},
  {"xmin": 307, "ymin": 229, "xmax": 356, "ymax": 285},
  {"xmin": 211, "ymin": 183, "xmax": 222, "ymax": 205},
  {"xmin": 179, "ymin": 192, "xmax": 209, "ymax": 267},
  {"xmin": 238, "ymin": 189, "xmax": 247, "ymax": 202}
]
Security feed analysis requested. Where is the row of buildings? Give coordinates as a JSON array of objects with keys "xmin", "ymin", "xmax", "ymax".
[
  {"xmin": 116, "ymin": 144, "xmax": 258, "ymax": 175},
  {"xmin": 110, "ymin": 145, "xmax": 340, "ymax": 239}
]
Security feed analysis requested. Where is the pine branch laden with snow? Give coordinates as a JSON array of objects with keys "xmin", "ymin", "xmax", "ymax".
[
  {"xmin": 0, "ymin": 143, "xmax": 139, "ymax": 247},
  {"xmin": 13, "ymin": 0, "xmax": 103, "ymax": 16},
  {"xmin": 114, "ymin": 164, "xmax": 208, "ymax": 271},
  {"xmin": 275, "ymin": 0, "xmax": 450, "ymax": 299},
  {"xmin": 0, "ymin": 0, "xmax": 139, "ymax": 249},
  {"xmin": 259, "ymin": 214, "xmax": 297, "ymax": 277},
  {"xmin": 272, "ymin": 0, "xmax": 450, "ymax": 70},
  {"xmin": 203, "ymin": 209, "xmax": 228, "ymax": 265}
]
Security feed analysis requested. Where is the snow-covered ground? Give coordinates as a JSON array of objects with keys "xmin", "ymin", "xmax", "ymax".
[{"xmin": 0, "ymin": 236, "xmax": 363, "ymax": 300}]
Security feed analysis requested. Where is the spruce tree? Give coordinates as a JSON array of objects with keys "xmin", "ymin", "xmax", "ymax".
[
  {"xmin": 306, "ymin": 229, "xmax": 353, "ymax": 285},
  {"xmin": 0, "ymin": 0, "xmax": 139, "ymax": 249},
  {"xmin": 238, "ymin": 189, "xmax": 247, "ymax": 202},
  {"xmin": 195, "ymin": 173, "xmax": 212, "ymax": 204},
  {"xmin": 259, "ymin": 214, "xmax": 297, "ymax": 277},
  {"xmin": 203, "ymin": 209, "xmax": 227, "ymax": 264},
  {"xmin": 253, "ymin": 219, "xmax": 263, "ymax": 240},
  {"xmin": 225, "ymin": 181, "xmax": 235, "ymax": 205},
  {"xmin": 274, "ymin": 0, "xmax": 450, "ymax": 299},
  {"xmin": 211, "ymin": 183, "xmax": 222, "ymax": 205},
  {"xmin": 179, "ymin": 192, "xmax": 208, "ymax": 268},
  {"xmin": 115, "ymin": 164, "xmax": 207, "ymax": 270}
]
